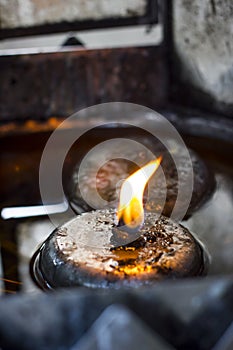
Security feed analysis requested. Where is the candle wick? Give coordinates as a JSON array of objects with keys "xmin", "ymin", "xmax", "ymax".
[
  {"xmin": 117, "ymin": 218, "xmax": 139, "ymax": 234},
  {"xmin": 110, "ymin": 218, "xmax": 141, "ymax": 249}
]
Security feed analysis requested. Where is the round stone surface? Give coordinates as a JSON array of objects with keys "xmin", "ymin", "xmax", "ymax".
[{"xmin": 32, "ymin": 209, "xmax": 207, "ymax": 289}]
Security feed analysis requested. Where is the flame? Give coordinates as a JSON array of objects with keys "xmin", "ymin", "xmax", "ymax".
[{"xmin": 117, "ymin": 156, "xmax": 162, "ymax": 230}]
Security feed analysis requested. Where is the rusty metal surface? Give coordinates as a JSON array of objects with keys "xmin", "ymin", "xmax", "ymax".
[{"xmin": 0, "ymin": 46, "xmax": 168, "ymax": 121}]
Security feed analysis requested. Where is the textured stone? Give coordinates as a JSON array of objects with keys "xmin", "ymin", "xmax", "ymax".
[
  {"xmin": 0, "ymin": 0, "xmax": 146, "ymax": 28},
  {"xmin": 173, "ymin": 0, "xmax": 233, "ymax": 114}
]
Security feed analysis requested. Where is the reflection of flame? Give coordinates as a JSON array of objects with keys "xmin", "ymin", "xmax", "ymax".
[{"xmin": 117, "ymin": 156, "xmax": 162, "ymax": 230}]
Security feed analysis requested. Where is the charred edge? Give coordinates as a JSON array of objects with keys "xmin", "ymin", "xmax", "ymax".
[{"xmin": 117, "ymin": 218, "xmax": 141, "ymax": 234}]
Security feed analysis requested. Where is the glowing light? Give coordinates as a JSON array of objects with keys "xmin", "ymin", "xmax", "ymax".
[
  {"xmin": 1, "ymin": 202, "xmax": 68, "ymax": 220},
  {"xmin": 117, "ymin": 156, "xmax": 162, "ymax": 229}
]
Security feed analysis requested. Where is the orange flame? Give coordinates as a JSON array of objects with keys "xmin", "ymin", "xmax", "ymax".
[{"xmin": 117, "ymin": 156, "xmax": 162, "ymax": 229}]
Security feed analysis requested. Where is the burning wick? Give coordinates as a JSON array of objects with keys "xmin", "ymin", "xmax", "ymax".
[
  {"xmin": 70, "ymin": 143, "xmax": 215, "ymax": 219},
  {"xmin": 117, "ymin": 156, "xmax": 162, "ymax": 232},
  {"xmin": 30, "ymin": 158, "xmax": 208, "ymax": 290}
]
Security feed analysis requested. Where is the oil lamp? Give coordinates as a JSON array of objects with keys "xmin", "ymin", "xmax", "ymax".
[
  {"xmin": 31, "ymin": 157, "xmax": 207, "ymax": 290},
  {"xmin": 70, "ymin": 142, "xmax": 214, "ymax": 218}
]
